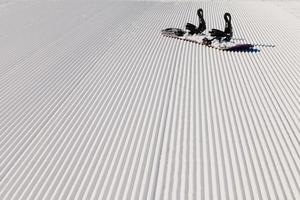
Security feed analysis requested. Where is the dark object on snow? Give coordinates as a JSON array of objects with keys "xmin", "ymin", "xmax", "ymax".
[
  {"xmin": 162, "ymin": 28, "xmax": 186, "ymax": 37},
  {"xmin": 161, "ymin": 9, "xmax": 257, "ymax": 51},
  {"xmin": 209, "ymin": 13, "xmax": 233, "ymax": 41},
  {"xmin": 186, "ymin": 8, "xmax": 206, "ymax": 34}
]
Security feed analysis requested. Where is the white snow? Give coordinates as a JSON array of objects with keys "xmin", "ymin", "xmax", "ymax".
[{"xmin": 0, "ymin": 0, "xmax": 299, "ymax": 200}]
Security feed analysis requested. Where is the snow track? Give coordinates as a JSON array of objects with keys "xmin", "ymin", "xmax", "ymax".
[{"xmin": 0, "ymin": 1, "xmax": 299, "ymax": 200}]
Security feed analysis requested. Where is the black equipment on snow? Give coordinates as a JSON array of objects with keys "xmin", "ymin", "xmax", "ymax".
[
  {"xmin": 161, "ymin": 9, "xmax": 256, "ymax": 51},
  {"xmin": 186, "ymin": 8, "xmax": 206, "ymax": 35},
  {"xmin": 209, "ymin": 13, "xmax": 233, "ymax": 41}
]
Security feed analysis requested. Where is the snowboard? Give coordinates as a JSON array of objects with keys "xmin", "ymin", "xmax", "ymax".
[{"xmin": 161, "ymin": 28, "xmax": 255, "ymax": 51}]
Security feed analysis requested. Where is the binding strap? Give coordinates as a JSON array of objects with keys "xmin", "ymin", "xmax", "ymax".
[
  {"xmin": 186, "ymin": 8, "xmax": 206, "ymax": 34},
  {"xmin": 197, "ymin": 8, "xmax": 206, "ymax": 33},
  {"xmin": 224, "ymin": 13, "xmax": 232, "ymax": 37},
  {"xmin": 209, "ymin": 12, "xmax": 233, "ymax": 41}
]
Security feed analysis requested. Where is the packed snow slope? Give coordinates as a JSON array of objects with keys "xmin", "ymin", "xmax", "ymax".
[{"xmin": 0, "ymin": 0, "xmax": 299, "ymax": 200}]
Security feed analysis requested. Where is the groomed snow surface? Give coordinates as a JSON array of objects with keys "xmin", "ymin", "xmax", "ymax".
[{"xmin": 0, "ymin": 0, "xmax": 299, "ymax": 199}]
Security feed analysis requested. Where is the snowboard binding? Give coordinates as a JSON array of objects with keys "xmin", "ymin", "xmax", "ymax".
[
  {"xmin": 209, "ymin": 13, "xmax": 233, "ymax": 41},
  {"xmin": 185, "ymin": 9, "xmax": 233, "ymax": 42},
  {"xmin": 186, "ymin": 8, "xmax": 206, "ymax": 35}
]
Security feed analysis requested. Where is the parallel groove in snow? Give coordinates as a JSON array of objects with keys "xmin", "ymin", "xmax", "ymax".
[
  {"xmin": 0, "ymin": 1, "xmax": 105, "ymax": 75},
  {"xmin": 0, "ymin": 1, "xmax": 299, "ymax": 200},
  {"xmin": 1, "ymin": 1, "xmax": 151, "ymax": 184}
]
